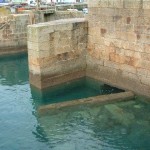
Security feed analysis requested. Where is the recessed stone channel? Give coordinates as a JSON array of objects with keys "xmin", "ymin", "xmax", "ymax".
[
  {"xmin": 30, "ymin": 77, "xmax": 134, "ymax": 115},
  {"xmin": 38, "ymin": 91, "xmax": 134, "ymax": 115}
]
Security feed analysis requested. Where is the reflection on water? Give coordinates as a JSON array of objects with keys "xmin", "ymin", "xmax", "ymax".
[
  {"xmin": 38, "ymin": 99, "xmax": 150, "ymax": 150},
  {"xmin": 0, "ymin": 54, "xmax": 150, "ymax": 150},
  {"xmin": 0, "ymin": 54, "xmax": 28, "ymax": 86},
  {"xmin": 0, "ymin": 54, "xmax": 49, "ymax": 150}
]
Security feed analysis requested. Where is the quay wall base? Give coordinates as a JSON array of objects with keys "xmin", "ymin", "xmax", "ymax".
[
  {"xmin": 87, "ymin": 0, "xmax": 150, "ymax": 97},
  {"xmin": 30, "ymin": 70, "xmax": 86, "ymax": 89},
  {"xmin": 0, "ymin": 14, "xmax": 29, "ymax": 56},
  {"xmin": 38, "ymin": 91, "xmax": 134, "ymax": 115}
]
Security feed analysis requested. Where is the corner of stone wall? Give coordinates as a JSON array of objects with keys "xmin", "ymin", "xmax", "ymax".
[
  {"xmin": 28, "ymin": 18, "xmax": 88, "ymax": 89},
  {"xmin": 86, "ymin": 0, "xmax": 150, "ymax": 97}
]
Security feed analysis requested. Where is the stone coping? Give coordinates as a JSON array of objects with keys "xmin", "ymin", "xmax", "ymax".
[
  {"xmin": 38, "ymin": 91, "xmax": 134, "ymax": 115},
  {"xmin": 28, "ymin": 18, "xmax": 87, "ymax": 27}
]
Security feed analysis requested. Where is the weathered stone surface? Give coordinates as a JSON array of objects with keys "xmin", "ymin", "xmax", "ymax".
[
  {"xmin": 0, "ymin": 10, "xmax": 84, "ymax": 56},
  {"xmin": 38, "ymin": 91, "xmax": 134, "ymax": 115},
  {"xmin": 0, "ymin": 14, "xmax": 29, "ymax": 56},
  {"xmin": 87, "ymin": 0, "xmax": 150, "ymax": 97},
  {"xmin": 28, "ymin": 18, "xmax": 88, "ymax": 89}
]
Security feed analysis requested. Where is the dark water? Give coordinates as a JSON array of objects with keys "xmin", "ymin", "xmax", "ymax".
[
  {"xmin": 0, "ymin": 54, "xmax": 150, "ymax": 150},
  {"xmin": 31, "ymin": 76, "xmax": 124, "ymax": 107}
]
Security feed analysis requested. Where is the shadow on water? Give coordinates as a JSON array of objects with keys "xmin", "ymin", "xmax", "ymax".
[
  {"xmin": 0, "ymin": 53, "xmax": 29, "ymax": 86},
  {"xmin": 31, "ymin": 77, "xmax": 124, "ymax": 107}
]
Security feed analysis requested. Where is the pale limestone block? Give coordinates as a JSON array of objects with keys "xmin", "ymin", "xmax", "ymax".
[
  {"xmin": 104, "ymin": 38, "xmax": 111, "ymax": 46},
  {"xmin": 27, "ymin": 26, "xmax": 39, "ymax": 42},
  {"xmin": 141, "ymin": 76, "xmax": 150, "ymax": 86},
  {"xmin": 101, "ymin": 49, "xmax": 110, "ymax": 60},
  {"xmin": 113, "ymin": 39, "xmax": 122, "ymax": 48},
  {"xmin": 78, "ymin": 43, "xmax": 87, "ymax": 52},
  {"xmin": 107, "ymin": 0, "xmax": 114, "ymax": 7},
  {"xmin": 38, "ymin": 33, "xmax": 50, "ymax": 43},
  {"xmin": 140, "ymin": 60, "xmax": 150, "ymax": 70},
  {"xmin": 109, "ymin": 52, "xmax": 126, "ymax": 64},
  {"xmin": 124, "ymin": 0, "xmax": 142, "ymax": 9},
  {"xmin": 28, "ymin": 49, "xmax": 44, "ymax": 58},
  {"xmin": 137, "ymin": 68, "xmax": 148, "ymax": 76},
  {"xmin": 120, "ymin": 64, "xmax": 137, "ymax": 74},
  {"xmin": 38, "ymin": 50, "xmax": 52, "ymax": 58},
  {"xmin": 54, "ymin": 23, "xmax": 73, "ymax": 31},
  {"xmin": 86, "ymin": 53, "xmax": 104, "ymax": 68},
  {"xmin": 127, "ymin": 32, "xmax": 137, "ymax": 43},
  {"xmin": 122, "ymin": 41, "xmax": 129, "ymax": 49},
  {"xmin": 141, "ymin": 53, "xmax": 150, "ymax": 61},
  {"xmin": 143, "ymin": 1, "xmax": 150, "ymax": 9},
  {"xmin": 27, "ymin": 41, "xmax": 39, "ymax": 51},
  {"xmin": 99, "ymin": 0, "xmax": 109, "ymax": 7},
  {"xmin": 29, "ymin": 65, "xmax": 41, "ymax": 74},
  {"xmin": 128, "ymin": 43, "xmax": 143, "ymax": 52},
  {"xmin": 134, "ymin": 52, "xmax": 141, "ymax": 59},
  {"xmin": 38, "ymin": 41, "xmax": 50, "ymax": 51},
  {"xmin": 104, "ymin": 60, "xmax": 120, "ymax": 69},
  {"xmin": 59, "ymin": 30, "xmax": 72, "ymax": 38},
  {"xmin": 28, "ymin": 56, "xmax": 40, "ymax": 66},
  {"xmin": 144, "ymin": 44, "xmax": 150, "ymax": 53},
  {"xmin": 122, "ymin": 71, "xmax": 139, "ymax": 82},
  {"xmin": 113, "ymin": 0, "xmax": 123, "ymax": 8},
  {"xmin": 116, "ymin": 48, "xmax": 125, "ymax": 55},
  {"xmin": 147, "ymin": 70, "xmax": 150, "ymax": 77},
  {"xmin": 79, "ymin": 27, "xmax": 88, "ymax": 36},
  {"xmin": 37, "ymin": 25, "xmax": 54, "ymax": 34},
  {"xmin": 88, "ymin": 0, "xmax": 102, "ymax": 8},
  {"xmin": 40, "ymin": 57, "xmax": 58, "ymax": 68},
  {"xmin": 124, "ymin": 50, "xmax": 134, "ymax": 57}
]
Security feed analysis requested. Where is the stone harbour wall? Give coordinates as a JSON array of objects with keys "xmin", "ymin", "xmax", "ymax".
[
  {"xmin": 43, "ymin": 11, "xmax": 84, "ymax": 22},
  {"xmin": 28, "ymin": 18, "xmax": 88, "ymax": 89},
  {"xmin": 0, "ymin": 10, "xmax": 83, "ymax": 57},
  {"xmin": 87, "ymin": 0, "xmax": 150, "ymax": 96},
  {"xmin": 0, "ymin": 14, "xmax": 29, "ymax": 56}
]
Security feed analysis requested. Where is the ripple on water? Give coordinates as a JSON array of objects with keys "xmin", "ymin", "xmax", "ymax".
[{"xmin": 0, "ymin": 54, "xmax": 150, "ymax": 150}]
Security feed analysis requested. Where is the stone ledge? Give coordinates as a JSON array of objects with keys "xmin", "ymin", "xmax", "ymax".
[
  {"xmin": 38, "ymin": 91, "xmax": 134, "ymax": 115},
  {"xmin": 28, "ymin": 18, "xmax": 88, "ymax": 28},
  {"xmin": 30, "ymin": 69, "xmax": 86, "ymax": 89}
]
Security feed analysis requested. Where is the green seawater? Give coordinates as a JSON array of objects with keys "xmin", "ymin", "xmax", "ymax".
[
  {"xmin": 31, "ymin": 76, "xmax": 124, "ymax": 107},
  {"xmin": 0, "ymin": 54, "xmax": 150, "ymax": 150}
]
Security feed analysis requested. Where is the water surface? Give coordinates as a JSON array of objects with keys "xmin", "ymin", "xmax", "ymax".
[{"xmin": 0, "ymin": 54, "xmax": 150, "ymax": 150}]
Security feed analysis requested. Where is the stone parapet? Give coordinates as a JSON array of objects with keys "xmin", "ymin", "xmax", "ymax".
[
  {"xmin": 88, "ymin": 0, "xmax": 150, "ymax": 9},
  {"xmin": 43, "ymin": 11, "xmax": 84, "ymax": 22},
  {"xmin": 28, "ymin": 18, "xmax": 88, "ymax": 89},
  {"xmin": 0, "ymin": 10, "xmax": 84, "ymax": 57}
]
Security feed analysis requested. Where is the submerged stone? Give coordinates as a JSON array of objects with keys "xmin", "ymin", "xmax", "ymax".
[
  {"xmin": 105, "ymin": 104, "xmax": 135, "ymax": 126},
  {"xmin": 134, "ymin": 105, "xmax": 142, "ymax": 109}
]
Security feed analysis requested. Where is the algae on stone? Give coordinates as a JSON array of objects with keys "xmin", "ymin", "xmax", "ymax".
[{"xmin": 105, "ymin": 104, "xmax": 135, "ymax": 126}]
